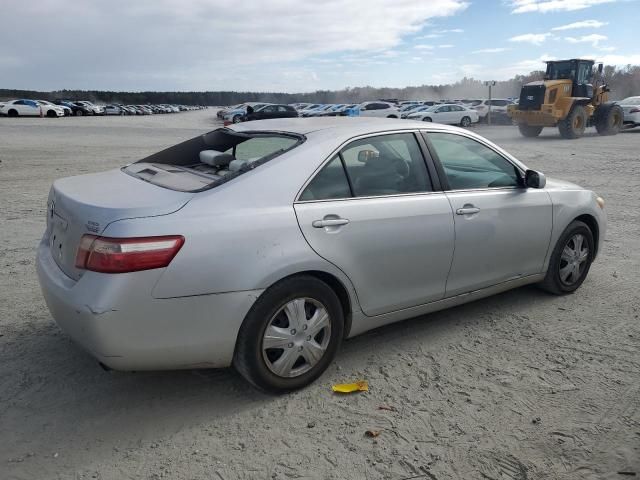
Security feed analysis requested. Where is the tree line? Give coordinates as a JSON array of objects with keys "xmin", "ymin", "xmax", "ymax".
[{"xmin": 1, "ymin": 65, "xmax": 638, "ymax": 106}]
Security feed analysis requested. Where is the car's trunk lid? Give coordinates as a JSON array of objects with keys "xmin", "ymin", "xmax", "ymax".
[{"xmin": 46, "ymin": 169, "xmax": 193, "ymax": 280}]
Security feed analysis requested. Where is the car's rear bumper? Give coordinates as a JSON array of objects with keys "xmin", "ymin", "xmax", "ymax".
[{"xmin": 36, "ymin": 239, "xmax": 262, "ymax": 370}]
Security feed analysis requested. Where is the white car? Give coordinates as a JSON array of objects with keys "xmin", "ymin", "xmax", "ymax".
[
  {"xmin": 357, "ymin": 101, "xmax": 400, "ymax": 118},
  {"xmin": 473, "ymin": 99, "xmax": 514, "ymax": 119},
  {"xmin": 37, "ymin": 100, "xmax": 71, "ymax": 116},
  {"xmin": 618, "ymin": 96, "xmax": 640, "ymax": 128},
  {"xmin": 0, "ymin": 99, "xmax": 64, "ymax": 117},
  {"xmin": 407, "ymin": 103, "xmax": 479, "ymax": 127}
]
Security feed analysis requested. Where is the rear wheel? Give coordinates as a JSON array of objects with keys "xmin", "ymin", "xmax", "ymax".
[
  {"xmin": 539, "ymin": 220, "xmax": 594, "ymax": 295},
  {"xmin": 460, "ymin": 116, "xmax": 471, "ymax": 127},
  {"xmin": 518, "ymin": 124, "xmax": 543, "ymax": 137},
  {"xmin": 422, "ymin": 117, "xmax": 432, "ymax": 122},
  {"xmin": 594, "ymin": 103, "xmax": 623, "ymax": 136},
  {"xmin": 558, "ymin": 105, "xmax": 586, "ymax": 139},
  {"xmin": 234, "ymin": 275, "xmax": 344, "ymax": 393},
  {"xmin": 387, "ymin": 115, "xmax": 398, "ymax": 119}
]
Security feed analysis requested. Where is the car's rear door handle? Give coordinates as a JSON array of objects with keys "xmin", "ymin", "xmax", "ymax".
[
  {"xmin": 312, "ymin": 218, "xmax": 350, "ymax": 228},
  {"xmin": 456, "ymin": 206, "xmax": 480, "ymax": 215}
]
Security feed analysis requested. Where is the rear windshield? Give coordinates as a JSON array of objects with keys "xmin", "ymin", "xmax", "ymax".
[{"xmin": 123, "ymin": 128, "xmax": 303, "ymax": 192}]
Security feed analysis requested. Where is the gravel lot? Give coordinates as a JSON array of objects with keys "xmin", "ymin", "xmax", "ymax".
[{"xmin": 1, "ymin": 111, "xmax": 638, "ymax": 480}]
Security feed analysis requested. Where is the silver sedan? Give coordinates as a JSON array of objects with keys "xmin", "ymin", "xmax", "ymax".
[{"xmin": 37, "ymin": 118, "xmax": 606, "ymax": 392}]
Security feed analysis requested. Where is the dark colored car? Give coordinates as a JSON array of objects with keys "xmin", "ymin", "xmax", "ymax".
[
  {"xmin": 243, "ymin": 104, "xmax": 298, "ymax": 121},
  {"xmin": 54, "ymin": 100, "xmax": 93, "ymax": 116}
]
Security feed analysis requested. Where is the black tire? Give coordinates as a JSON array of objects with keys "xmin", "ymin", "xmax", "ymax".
[
  {"xmin": 538, "ymin": 220, "xmax": 595, "ymax": 295},
  {"xmin": 460, "ymin": 116, "xmax": 471, "ymax": 127},
  {"xmin": 594, "ymin": 103, "xmax": 623, "ymax": 136},
  {"xmin": 558, "ymin": 105, "xmax": 586, "ymax": 139},
  {"xmin": 232, "ymin": 115, "xmax": 242, "ymax": 124},
  {"xmin": 422, "ymin": 117, "xmax": 432, "ymax": 122},
  {"xmin": 75, "ymin": 109, "xmax": 83, "ymax": 116},
  {"xmin": 387, "ymin": 115, "xmax": 398, "ymax": 119},
  {"xmin": 7, "ymin": 109, "xmax": 18, "ymax": 117},
  {"xmin": 233, "ymin": 275, "xmax": 344, "ymax": 393},
  {"xmin": 46, "ymin": 110, "xmax": 57, "ymax": 118},
  {"xmin": 518, "ymin": 124, "xmax": 543, "ymax": 137}
]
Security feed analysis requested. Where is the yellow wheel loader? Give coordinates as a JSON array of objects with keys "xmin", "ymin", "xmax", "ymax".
[{"xmin": 508, "ymin": 59, "xmax": 623, "ymax": 139}]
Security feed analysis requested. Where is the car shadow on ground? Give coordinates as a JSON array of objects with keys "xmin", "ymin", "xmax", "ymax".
[{"xmin": 1, "ymin": 283, "xmax": 558, "ymax": 465}]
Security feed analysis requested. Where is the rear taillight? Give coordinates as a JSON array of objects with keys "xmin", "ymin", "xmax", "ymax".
[
  {"xmin": 75, "ymin": 235, "xmax": 184, "ymax": 273},
  {"xmin": 630, "ymin": 108, "xmax": 640, "ymax": 113}
]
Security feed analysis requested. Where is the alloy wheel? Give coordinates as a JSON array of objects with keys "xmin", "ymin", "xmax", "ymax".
[
  {"xmin": 262, "ymin": 297, "xmax": 331, "ymax": 378},
  {"xmin": 559, "ymin": 233, "xmax": 589, "ymax": 285}
]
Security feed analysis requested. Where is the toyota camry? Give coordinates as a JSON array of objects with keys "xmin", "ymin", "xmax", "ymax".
[{"xmin": 37, "ymin": 118, "xmax": 606, "ymax": 392}]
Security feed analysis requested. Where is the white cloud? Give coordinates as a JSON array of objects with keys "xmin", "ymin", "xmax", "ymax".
[
  {"xmin": 508, "ymin": 0, "xmax": 618, "ymax": 13},
  {"xmin": 0, "ymin": 0, "xmax": 469, "ymax": 91},
  {"xmin": 439, "ymin": 44, "xmax": 455, "ymax": 48},
  {"xmin": 565, "ymin": 33, "xmax": 607, "ymax": 46},
  {"xmin": 472, "ymin": 47, "xmax": 511, "ymax": 53},
  {"xmin": 490, "ymin": 54, "xmax": 557, "ymax": 78},
  {"xmin": 551, "ymin": 19, "xmax": 608, "ymax": 30},
  {"xmin": 435, "ymin": 28, "xmax": 464, "ymax": 33},
  {"xmin": 414, "ymin": 44, "xmax": 435, "ymax": 49},
  {"xmin": 597, "ymin": 46, "xmax": 617, "ymax": 52},
  {"xmin": 509, "ymin": 33, "xmax": 552, "ymax": 45},
  {"xmin": 597, "ymin": 54, "xmax": 640, "ymax": 65},
  {"xmin": 416, "ymin": 33, "xmax": 443, "ymax": 39}
]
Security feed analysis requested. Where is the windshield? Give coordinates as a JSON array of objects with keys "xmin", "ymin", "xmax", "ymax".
[
  {"xmin": 546, "ymin": 61, "xmax": 576, "ymax": 80},
  {"xmin": 123, "ymin": 128, "xmax": 304, "ymax": 192}
]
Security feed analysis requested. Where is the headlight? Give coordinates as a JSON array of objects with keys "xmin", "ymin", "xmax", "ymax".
[{"xmin": 596, "ymin": 196, "xmax": 605, "ymax": 209}]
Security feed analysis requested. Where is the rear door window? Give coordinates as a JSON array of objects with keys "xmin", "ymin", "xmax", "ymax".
[
  {"xmin": 341, "ymin": 133, "xmax": 431, "ymax": 197},
  {"xmin": 300, "ymin": 156, "xmax": 351, "ymax": 201}
]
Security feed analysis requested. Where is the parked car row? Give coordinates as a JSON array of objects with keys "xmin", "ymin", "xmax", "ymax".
[
  {"xmin": 0, "ymin": 99, "xmax": 206, "ymax": 118},
  {"xmin": 217, "ymin": 100, "xmax": 483, "ymax": 127}
]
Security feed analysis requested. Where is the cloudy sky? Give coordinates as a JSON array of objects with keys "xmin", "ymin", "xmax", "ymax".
[{"xmin": 1, "ymin": 0, "xmax": 638, "ymax": 92}]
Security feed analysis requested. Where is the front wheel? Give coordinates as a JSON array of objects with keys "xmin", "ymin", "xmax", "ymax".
[
  {"xmin": 75, "ymin": 110, "xmax": 83, "ymax": 116},
  {"xmin": 422, "ymin": 117, "xmax": 432, "ymax": 122},
  {"xmin": 232, "ymin": 115, "xmax": 242, "ymax": 123},
  {"xmin": 558, "ymin": 105, "xmax": 586, "ymax": 139},
  {"xmin": 460, "ymin": 116, "xmax": 471, "ymax": 127},
  {"xmin": 539, "ymin": 220, "xmax": 594, "ymax": 295},
  {"xmin": 234, "ymin": 276, "xmax": 344, "ymax": 393}
]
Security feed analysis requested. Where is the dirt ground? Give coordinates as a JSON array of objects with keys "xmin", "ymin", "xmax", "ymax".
[{"xmin": 1, "ymin": 111, "xmax": 638, "ymax": 480}]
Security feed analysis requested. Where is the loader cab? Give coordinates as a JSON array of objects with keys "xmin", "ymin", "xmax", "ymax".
[{"xmin": 545, "ymin": 59, "xmax": 594, "ymax": 99}]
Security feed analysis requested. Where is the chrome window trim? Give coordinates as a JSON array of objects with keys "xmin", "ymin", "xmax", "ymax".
[
  {"xmin": 295, "ymin": 189, "xmax": 447, "ymax": 205},
  {"xmin": 294, "ymin": 129, "xmax": 434, "ymax": 203}
]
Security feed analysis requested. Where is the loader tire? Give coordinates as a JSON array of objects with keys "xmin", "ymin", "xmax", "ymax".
[
  {"xmin": 518, "ymin": 124, "xmax": 543, "ymax": 137},
  {"xmin": 558, "ymin": 105, "xmax": 586, "ymax": 139},
  {"xmin": 594, "ymin": 103, "xmax": 623, "ymax": 136}
]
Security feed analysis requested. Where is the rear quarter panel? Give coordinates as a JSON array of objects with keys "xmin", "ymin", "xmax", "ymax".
[{"xmin": 100, "ymin": 140, "xmax": 360, "ymax": 306}]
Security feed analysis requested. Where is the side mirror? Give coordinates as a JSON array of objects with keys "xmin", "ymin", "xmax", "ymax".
[
  {"xmin": 598, "ymin": 63, "xmax": 603, "ymax": 74},
  {"xmin": 525, "ymin": 169, "xmax": 546, "ymax": 189}
]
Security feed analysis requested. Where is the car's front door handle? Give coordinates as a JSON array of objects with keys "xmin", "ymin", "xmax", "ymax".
[
  {"xmin": 312, "ymin": 218, "xmax": 350, "ymax": 228},
  {"xmin": 456, "ymin": 206, "xmax": 480, "ymax": 215}
]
